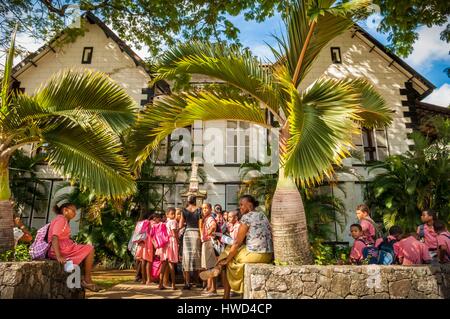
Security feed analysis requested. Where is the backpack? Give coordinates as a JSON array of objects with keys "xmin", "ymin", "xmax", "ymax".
[
  {"xmin": 29, "ymin": 223, "xmax": 51, "ymax": 260},
  {"xmin": 358, "ymin": 239, "xmax": 379, "ymax": 264},
  {"xmin": 377, "ymin": 237, "xmax": 397, "ymax": 265},
  {"xmin": 151, "ymin": 256, "xmax": 161, "ymax": 281},
  {"xmin": 151, "ymin": 223, "xmax": 169, "ymax": 249}
]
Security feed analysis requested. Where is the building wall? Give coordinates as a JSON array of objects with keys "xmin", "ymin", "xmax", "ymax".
[{"xmin": 14, "ymin": 22, "xmax": 150, "ymax": 104}]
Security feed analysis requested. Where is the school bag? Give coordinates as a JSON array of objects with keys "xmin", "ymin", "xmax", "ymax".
[
  {"xmin": 418, "ymin": 224, "xmax": 425, "ymax": 241},
  {"xmin": 377, "ymin": 237, "xmax": 398, "ymax": 265},
  {"xmin": 358, "ymin": 238, "xmax": 379, "ymax": 264},
  {"xmin": 151, "ymin": 223, "xmax": 169, "ymax": 249},
  {"xmin": 132, "ymin": 220, "xmax": 148, "ymax": 243},
  {"xmin": 29, "ymin": 223, "xmax": 51, "ymax": 260},
  {"xmin": 151, "ymin": 256, "xmax": 161, "ymax": 281}
]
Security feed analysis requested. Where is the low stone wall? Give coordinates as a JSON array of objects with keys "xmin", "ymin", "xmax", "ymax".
[
  {"xmin": 244, "ymin": 264, "xmax": 450, "ymax": 299},
  {"xmin": 0, "ymin": 261, "xmax": 85, "ymax": 299}
]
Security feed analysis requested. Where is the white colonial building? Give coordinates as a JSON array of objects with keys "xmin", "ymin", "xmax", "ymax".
[{"xmin": 10, "ymin": 13, "xmax": 449, "ymax": 242}]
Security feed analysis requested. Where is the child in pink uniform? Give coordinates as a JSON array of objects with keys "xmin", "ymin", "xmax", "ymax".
[
  {"xmin": 417, "ymin": 210, "xmax": 438, "ymax": 259},
  {"xmin": 160, "ymin": 208, "xmax": 179, "ymax": 290},
  {"xmin": 133, "ymin": 211, "xmax": 153, "ymax": 284},
  {"xmin": 151, "ymin": 213, "xmax": 169, "ymax": 288},
  {"xmin": 47, "ymin": 203, "xmax": 100, "ymax": 291},
  {"xmin": 349, "ymin": 224, "xmax": 369, "ymax": 264},
  {"xmin": 356, "ymin": 204, "xmax": 377, "ymax": 244},
  {"xmin": 434, "ymin": 220, "xmax": 450, "ymax": 263},
  {"xmin": 397, "ymin": 233, "xmax": 431, "ymax": 265}
]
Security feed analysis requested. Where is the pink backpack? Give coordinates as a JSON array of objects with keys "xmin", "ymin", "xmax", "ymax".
[
  {"xmin": 151, "ymin": 256, "xmax": 161, "ymax": 281},
  {"xmin": 151, "ymin": 223, "xmax": 169, "ymax": 249},
  {"xmin": 29, "ymin": 223, "xmax": 51, "ymax": 260}
]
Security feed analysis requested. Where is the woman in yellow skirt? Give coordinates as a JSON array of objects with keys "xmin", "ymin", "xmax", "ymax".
[{"xmin": 200, "ymin": 195, "xmax": 273, "ymax": 298}]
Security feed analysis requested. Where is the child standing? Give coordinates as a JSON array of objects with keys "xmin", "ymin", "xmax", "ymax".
[
  {"xmin": 397, "ymin": 232, "xmax": 431, "ymax": 265},
  {"xmin": 134, "ymin": 211, "xmax": 154, "ymax": 285},
  {"xmin": 160, "ymin": 208, "xmax": 179, "ymax": 289},
  {"xmin": 151, "ymin": 212, "xmax": 170, "ymax": 289},
  {"xmin": 417, "ymin": 209, "xmax": 438, "ymax": 260},
  {"xmin": 200, "ymin": 203, "xmax": 218, "ymax": 296},
  {"xmin": 349, "ymin": 224, "xmax": 369, "ymax": 264},
  {"xmin": 434, "ymin": 220, "xmax": 450, "ymax": 264}
]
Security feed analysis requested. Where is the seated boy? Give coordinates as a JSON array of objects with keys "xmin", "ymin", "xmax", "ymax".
[
  {"xmin": 433, "ymin": 220, "xmax": 450, "ymax": 264},
  {"xmin": 397, "ymin": 232, "xmax": 431, "ymax": 265},
  {"xmin": 349, "ymin": 224, "xmax": 369, "ymax": 265}
]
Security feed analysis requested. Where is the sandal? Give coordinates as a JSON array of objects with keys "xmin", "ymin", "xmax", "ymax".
[
  {"xmin": 81, "ymin": 281, "xmax": 103, "ymax": 292},
  {"xmin": 199, "ymin": 267, "xmax": 221, "ymax": 281}
]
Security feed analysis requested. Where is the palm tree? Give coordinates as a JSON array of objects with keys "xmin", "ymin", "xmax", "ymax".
[
  {"xmin": 0, "ymin": 31, "xmax": 137, "ymax": 252},
  {"xmin": 129, "ymin": 0, "xmax": 393, "ymax": 264}
]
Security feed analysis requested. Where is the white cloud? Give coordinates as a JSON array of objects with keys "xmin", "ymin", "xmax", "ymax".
[
  {"xmin": 406, "ymin": 25, "xmax": 450, "ymax": 70},
  {"xmin": 249, "ymin": 44, "xmax": 275, "ymax": 62},
  {"xmin": 423, "ymin": 83, "xmax": 450, "ymax": 107}
]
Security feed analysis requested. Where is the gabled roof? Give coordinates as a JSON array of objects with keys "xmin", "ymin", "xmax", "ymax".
[
  {"xmin": 11, "ymin": 11, "xmax": 170, "ymax": 94},
  {"xmin": 352, "ymin": 25, "xmax": 435, "ymax": 99}
]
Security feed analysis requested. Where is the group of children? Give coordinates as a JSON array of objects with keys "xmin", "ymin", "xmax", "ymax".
[
  {"xmin": 350, "ymin": 204, "xmax": 450, "ymax": 265},
  {"xmin": 128, "ymin": 203, "xmax": 241, "ymax": 291}
]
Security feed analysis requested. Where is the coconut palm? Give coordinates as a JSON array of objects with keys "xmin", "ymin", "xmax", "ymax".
[
  {"xmin": 129, "ymin": 0, "xmax": 392, "ymax": 264},
  {"xmin": 0, "ymin": 31, "xmax": 137, "ymax": 252}
]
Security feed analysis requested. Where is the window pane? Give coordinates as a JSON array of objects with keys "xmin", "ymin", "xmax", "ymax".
[
  {"xmin": 227, "ymin": 121, "xmax": 237, "ymax": 129},
  {"xmin": 226, "ymin": 185, "xmax": 239, "ymax": 210}
]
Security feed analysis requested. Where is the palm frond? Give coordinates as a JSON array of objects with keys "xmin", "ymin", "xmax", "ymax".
[
  {"xmin": 150, "ymin": 42, "xmax": 284, "ymax": 119},
  {"xmin": 346, "ymin": 78, "xmax": 393, "ymax": 128},
  {"xmin": 43, "ymin": 122, "xmax": 136, "ymax": 198},
  {"xmin": 276, "ymin": 0, "xmax": 369, "ymax": 87},
  {"xmin": 284, "ymin": 78, "xmax": 362, "ymax": 186},
  {"xmin": 34, "ymin": 69, "xmax": 138, "ymax": 133},
  {"xmin": 1, "ymin": 24, "xmax": 17, "ymax": 113}
]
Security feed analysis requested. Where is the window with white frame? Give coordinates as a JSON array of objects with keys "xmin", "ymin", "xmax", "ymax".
[{"xmin": 226, "ymin": 121, "xmax": 250, "ymax": 164}]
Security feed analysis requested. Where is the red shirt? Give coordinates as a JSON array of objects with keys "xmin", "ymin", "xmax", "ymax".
[
  {"xmin": 350, "ymin": 237, "xmax": 368, "ymax": 264},
  {"xmin": 398, "ymin": 236, "xmax": 431, "ymax": 265},
  {"xmin": 416, "ymin": 224, "xmax": 438, "ymax": 250},
  {"xmin": 360, "ymin": 218, "xmax": 376, "ymax": 243}
]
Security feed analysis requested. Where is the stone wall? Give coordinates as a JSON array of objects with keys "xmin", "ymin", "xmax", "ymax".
[
  {"xmin": 244, "ymin": 264, "xmax": 450, "ymax": 299},
  {"xmin": 0, "ymin": 261, "xmax": 85, "ymax": 299}
]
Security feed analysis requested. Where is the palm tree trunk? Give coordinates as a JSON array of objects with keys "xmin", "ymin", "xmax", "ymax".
[
  {"xmin": 270, "ymin": 123, "xmax": 313, "ymax": 265},
  {"xmin": 0, "ymin": 157, "xmax": 14, "ymax": 253}
]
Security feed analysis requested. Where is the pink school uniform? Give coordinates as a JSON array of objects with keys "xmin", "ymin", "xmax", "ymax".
[
  {"xmin": 350, "ymin": 236, "xmax": 368, "ymax": 264},
  {"xmin": 360, "ymin": 218, "xmax": 376, "ymax": 243},
  {"xmin": 416, "ymin": 224, "xmax": 438, "ymax": 251},
  {"xmin": 47, "ymin": 215, "xmax": 93, "ymax": 265},
  {"xmin": 397, "ymin": 236, "xmax": 431, "ymax": 265},
  {"xmin": 135, "ymin": 220, "xmax": 154, "ymax": 262},
  {"xmin": 437, "ymin": 231, "xmax": 450, "ymax": 263},
  {"xmin": 161, "ymin": 219, "xmax": 179, "ymax": 263}
]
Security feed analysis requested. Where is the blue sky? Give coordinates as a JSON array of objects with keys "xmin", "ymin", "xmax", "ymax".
[{"xmin": 14, "ymin": 11, "xmax": 450, "ymax": 106}]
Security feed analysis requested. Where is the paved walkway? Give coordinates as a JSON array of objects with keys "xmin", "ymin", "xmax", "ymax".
[{"xmin": 86, "ymin": 270, "xmax": 229, "ymax": 299}]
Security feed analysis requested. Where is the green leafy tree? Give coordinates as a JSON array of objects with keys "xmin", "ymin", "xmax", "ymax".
[
  {"xmin": 0, "ymin": 30, "xmax": 137, "ymax": 252},
  {"xmin": 366, "ymin": 118, "xmax": 450, "ymax": 232},
  {"xmin": 373, "ymin": 0, "xmax": 450, "ymax": 57},
  {"xmin": 129, "ymin": 0, "xmax": 392, "ymax": 265}
]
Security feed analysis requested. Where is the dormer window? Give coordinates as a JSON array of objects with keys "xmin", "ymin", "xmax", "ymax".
[
  {"xmin": 330, "ymin": 47, "xmax": 342, "ymax": 64},
  {"xmin": 82, "ymin": 47, "xmax": 93, "ymax": 64}
]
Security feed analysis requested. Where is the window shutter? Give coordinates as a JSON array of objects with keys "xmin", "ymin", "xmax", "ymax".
[
  {"xmin": 374, "ymin": 129, "xmax": 389, "ymax": 161},
  {"xmin": 352, "ymin": 129, "xmax": 364, "ymax": 164}
]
